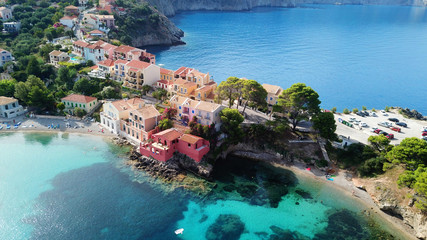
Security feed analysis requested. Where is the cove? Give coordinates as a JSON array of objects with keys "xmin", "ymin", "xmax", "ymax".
[
  {"xmin": 148, "ymin": 5, "xmax": 427, "ymax": 114},
  {"xmin": 0, "ymin": 133, "xmax": 410, "ymax": 239}
]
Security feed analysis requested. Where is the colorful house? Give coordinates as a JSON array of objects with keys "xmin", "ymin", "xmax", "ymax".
[
  {"xmin": 3, "ymin": 21, "xmax": 21, "ymax": 33},
  {"xmin": 100, "ymin": 97, "xmax": 145, "ymax": 134},
  {"xmin": 49, "ymin": 50, "xmax": 70, "ymax": 67},
  {"xmin": 60, "ymin": 15, "xmax": 77, "ymax": 28},
  {"xmin": 64, "ymin": 5, "xmax": 79, "ymax": 16},
  {"xmin": 174, "ymin": 67, "xmax": 213, "ymax": 88},
  {"xmin": 139, "ymin": 128, "xmax": 210, "ymax": 163},
  {"xmin": 0, "ymin": 7, "xmax": 12, "ymax": 21},
  {"xmin": 113, "ymin": 45, "xmax": 155, "ymax": 64},
  {"xmin": 120, "ymin": 104, "xmax": 161, "ymax": 142},
  {"xmin": 61, "ymin": 94, "xmax": 98, "ymax": 115},
  {"xmin": 176, "ymin": 82, "xmax": 197, "ymax": 98},
  {"xmin": 262, "ymin": 84, "xmax": 283, "ymax": 106},
  {"xmin": 0, "ymin": 97, "xmax": 24, "ymax": 118},
  {"xmin": 118, "ymin": 59, "xmax": 161, "ymax": 89}
]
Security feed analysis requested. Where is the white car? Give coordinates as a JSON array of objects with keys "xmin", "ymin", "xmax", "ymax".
[
  {"xmin": 360, "ymin": 122, "xmax": 368, "ymax": 127},
  {"xmin": 370, "ymin": 112, "xmax": 377, "ymax": 117},
  {"xmin": 349, "ymin": 117, "xmax": 356, "ymax": 122},
  {"xmin": 370, "ymin": 127, "xmax": 377, "ymax": 132}
]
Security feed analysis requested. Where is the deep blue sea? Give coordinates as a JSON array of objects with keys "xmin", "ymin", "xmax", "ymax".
[
  {"xmin": 148, "ymin": 5, "xmax": 427, "ymax": 114},
  {"xmin": 0, "ymin": 132, "xmax": 411, "ymax": 239}
]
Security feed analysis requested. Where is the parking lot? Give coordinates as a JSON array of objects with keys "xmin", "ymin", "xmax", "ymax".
[{"xmin": 334, "ymin": 110, "xmax": 427, "ymax": 145}]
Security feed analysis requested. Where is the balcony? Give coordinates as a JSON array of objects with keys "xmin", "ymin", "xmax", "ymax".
[{"xmin": 152, "ymin": 142, "xmax": 169, "ymax": 151}]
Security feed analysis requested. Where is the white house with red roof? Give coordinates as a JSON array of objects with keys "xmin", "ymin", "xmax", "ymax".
[
  {"xmin": 61, "ymin": 94, "xmax": 98, "ymax": 115},
  {"xmin": 113, "ymin": 45, "xmax": 155, "ymax": 64},
  {"xmin": 60, "ymin": 15, "xmax": 77, "ymax": 28},
  {"xmin": 89, "ymin": 58, "xmax": 115, "ymax": 78},
  {"xmin": 72, "ymin": 40, "xmax": 89, "ymax": 56}
]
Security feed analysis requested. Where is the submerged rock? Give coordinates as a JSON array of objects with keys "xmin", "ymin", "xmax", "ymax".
[
  {"xmin": 295, "ymin": 189, "xmax": 313, "ymax": 200},
  {"xmin": 269, "ymin": 225, "xmax": 309, "ymax": 240},
  {"xmin": 205, "ymin": 214, "xmax": 245, "ymax": 240},
  {"xmin": 313, "ymin": 210, "xmax": 369, "ymax": 240}
]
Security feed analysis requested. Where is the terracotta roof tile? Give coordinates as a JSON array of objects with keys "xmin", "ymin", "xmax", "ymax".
[
  {"xmin": 114, "ymin": 45, "xmax": 136, "ymax": 54},
  {"xmin": 98, "ymin": 59, "xmax": 114, "ymax": 67},
  {"xmin": 262, "ymin": 84, "xmax": 282, "ymax": 96},
  {"xmin": 0, "ymin": 96, "xmax": 17, "ymax": 105},
  {"xmin": 61, "ymin": 94, "xmax": 97, "ymax": 103},
  {"xmin": 195, "ymin": 101, "xmax": 223, "ymax": 112},
  {"xmin": 155, "ymin": 128, "xmax": 183, "ymax": 141},
  {"xmin": 114, "ymin": 59, "xmax": 128, "ymax": 65},
  {"xmin": 179, "ymin": 134, "xmax": 203, "ymax": 145},
  {"xmin": 73, "ymin": 40, "xmax": 89, "ymax": 48},
  {"xmin": 126, "ymin": 59, "xmax": 151, "ymax": 69},
  {"xmin": 134, "ymin": 105, "xmax": 160, "ymax": 119},
  {"xmin": 111, "ymin": 98, "xmax": 145, "ymax": 112}
]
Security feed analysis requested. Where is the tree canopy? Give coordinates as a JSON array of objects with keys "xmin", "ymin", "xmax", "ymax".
[
  {"xmin": 216, "ymin": 77, "xmax": 241, "ymax": 108},
  {"xmin": 368, "ymin": 135, "xmax": 391, "ymax": 153},
  {"xmin": 241, "ymin": 79, "xmax": 267, "ymax": 114},
  {"xmin": 219, "ymin": 108, "xmax": 244, "ymax": 144},
  {"xmin": 387, "ymin": 137, "xmax": 427, "ymax": 170},
  {"xmin": 277, "ymin": 83, "xmax": 321, "ymax": 131},
  {"xmin": 312, "ymin": 112, "xmax": 337, "ymax": 140}
]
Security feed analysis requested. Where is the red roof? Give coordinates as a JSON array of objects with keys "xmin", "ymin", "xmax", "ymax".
[
  {"xmin": 126, "ymin": 59, "xmax": 151, "ymax": 70},
  {"xmin": 114, "ymin": 59, "xmax": 128, "ymax": 65},
  {"xmin": 61, "ymin": 94, "xmax": 97, "ymax": 103},
  {"xmin": 90, "ymin": 30, "xmax": 104, "ymax": 35},
  {"xmin": 98, "ymin": 59, "xmax": 114, "ymax": 67},
  {"xmin": 86, "ymin": 44, "xmax": 102, "ymax": 49},
  {"xmin": 155, "ymin": 129, "xmax": 183, "ymax": 141},
  {"xmin": 174, "ymin": 67, "xmax": 194, "ymax": 77},
  {"xmin": 73, "ymin": 40, "xmax": 89, "ymax": 48},
  {"xmin": 180, "ymin": 134, "xmax": 204, "ymax": 145},
  {"xmin": 65, "ymin": 5, "xmax": 79, "ymax": 9},
  {"xmin": 91, "ymin": 65, "xmax": 98, "ymax": 70},
  {"xmin": 114, "ymin": 45, "xmax": 135, "ymax": 54},
  {"xmin": 157, "ymin": 80, "xmax": 169, "ymax": 85},
  {"xmin": 60, "ymin": 15, "xmax": 77, "ymax": 20},
  {"xmin": 160, "ymin": 68, "xmax": 173, "ymax": 75}
]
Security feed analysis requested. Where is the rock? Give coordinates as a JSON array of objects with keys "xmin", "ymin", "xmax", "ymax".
[
  {"xmin": 295, "ymin": 189, "xmax": 313, "ymax": 199},
  {"xmin": 269, "ymin": 225, "xmax": 309, "ymax": 240},
  {"xmin": 205, "ymin": 214, "xmax": 245, "ymax": 240}
]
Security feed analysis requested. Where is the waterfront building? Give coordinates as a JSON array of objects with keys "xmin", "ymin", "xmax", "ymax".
[
  {"xmin": 120, "ymin": 104, "xmax": 161, "ymax": 142},
  {"xmin": 0, "ymin": 49, "xmax": 13, "ymax": 67},
  {"xmin": 3, "ymin": 21, "xmax": 21, "ymax": 33},
  {"xmin": 174, "ymin": 67, "xmax": 213, "ymax": 88},
  {"xmin": 139, "ymin": 128, "xmax": 210, "ymax": 162},
  {"xmin": 91, "ymin": 59, "xmax": 114, "ymax": 78},
  {"xmin": 0, "ymin": 7, "xmax": 12, "ymax": 21},
  {"xmin": 0, "ymin": 97, "xmax": 24, "ymax": 118},
  {"xmin": 100, "ymin": 97, "xmax": 145, "ymax": 135},
  {"xmin": 49, "ymin": 50, "xmax": 70, "ymax": 67},
  {"xmin": 160, "ymin": 68, "xmax": 174, "ymax": 81},
  {"xmin": 113, "ymin": 45, "xmax": 155, "ymax": 64},
  {"xmin": 262, "ymin": 83, "xmax": 283, "ymax": 106},
  {"xmin": 61, "ymin": 94, "xmax": 98, "ymax": 115},
  {"xmin": 117, "ymin": 60, "xmax": 161, "ymax": 89}
]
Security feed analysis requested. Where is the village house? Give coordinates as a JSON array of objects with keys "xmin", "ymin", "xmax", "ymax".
[
  {"xmin": 120, "ymin": 104, "xmax": 161, "ymax": 142},
  {"xmin": 171, "ymin": 96, "xmax": 224, "ymax": 130},
  {"xmin": 97, "ymin": 14, "xmax": 115, "ymax": 29},
  {"xmin": 0, "ymin": 96, "xmax": 24, "ymax": 118},
  {"xmin": 72, "ymin": 40, "xmax": 89, "ymax": 56},
  {"xmin": 60, "ymin": 15, "xmax": 77, "ymax": 28},
  {"xmin": 96, "ymin": 59, "xmax": 114, "ymax": 78},
  {"xmin": 160, "ymin": 68, "xmax": 174, "ymax": 81},
  {"xmin": 49, "ymin": 50, "xmax": 70, "ymax": 67},
  {"xmin": 174, "ymin": 67, "xmax": 213, "ymax": 88},
  {"xmin": 89, "ymin": 29, "xmax": 105, "ymax": 38},
  {"xmin": 64, "ymin": 5, "xmax": 79, "ymax": 16},
  {"xmin": 100, "ymin": 97, "xmax": 145, "ymax": 135},
  {"xmin": 262, "ymin": 83, "xmax": 283, "ymax": 106},
  {"xmin": 139, "ymin": 128, "xmax": 210, "ymax": 163},
  {"xmin": 99, "ymin": 0, "xmax": 115, "ymax": 8},
  {"xmin": 0, "ymin": 49, "xmax": 13, "ymax": 67},
  {"xmin": 156, "ymin": 80, "xmax": 173, "ymax": 91},
  {"xmin": 61, "ymin": 94, "xmax": 98, "ymax": 115},
  {"xmin": 3, "ymin": 21, "xmax": 21, "ymax": 33},
  {"xmin": 193, "ymin": 84, "xmax": 216, "ymax": 102},
  {"xmin": 113, "ymin": 45, "xmax": 155, "ymax": 64},
  {"xmin": 117, "ymin": 60, "xmax": 160, "ymax": 89},
  {"xmin": 0, "ymin": 7, "xmax": 12, "ymax": 21},
  {"xmin": 176, "ymin": 82, "xmax": 197, "ymax": 98},
  {"xmin": 78, "ymin": 0, "xmax": 88, "ymax": 6}
]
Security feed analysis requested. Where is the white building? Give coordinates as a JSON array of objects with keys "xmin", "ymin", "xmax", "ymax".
[
  {"xmin": 0, "ymin": 97, "xmax": 24, "ymax": 118},
  {"xmin": 0, "ymin": 49, "xmax": 13, "ymax": 67},
  {"xmin": 0, "ymin": 7, "xmax": 12, "ymax": 21},
  {"xmin": 100, "ymin": 98, "xmax": 145, "ymax": 134},
  {"xmin": 3, "ymin": 22, "xmax": 21, "ymax": 33},
  {"xmin": 60, "ymin": 15, "xmax": 77, "ymax": 28}
]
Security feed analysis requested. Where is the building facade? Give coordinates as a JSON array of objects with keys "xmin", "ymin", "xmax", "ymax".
[
  {"xmin": 0, "ymin": 97, "xmax": 24, "ymax": 118},
  {"xmin": 262, "ymin": 83, "xmax": 283, "ymax": 106},
  {"xmin": 0, "ymin": 49, "xmax": 13, "ymax": 67},
  {"xmin": 61, "ymin": 94, "xmax": 98, "ymax": 115},
  {"xmin": 3, "ymin": 22, "xmax": 21, "ymax": 33},
  {"xmin": 49, "ymin": 50, "xmax": 70, "ymax": 67},
  {"xmin": 0, "ymin": 7, "xmax": 12, "ymax": 21}
]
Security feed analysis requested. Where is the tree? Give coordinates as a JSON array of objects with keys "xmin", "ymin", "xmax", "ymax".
[
  {"xmin": 39, "ymin": 44, "xmax": 55, "ymax": 62},
  {"xmin": 14, "ymin": 75, "xmax": 53, "ymax": 108},
  {"xmin": 331, "ymin": 107, "xmax": 337, "ymax": 113},
  {"xmin": 141, "ymin": 85, "xmax": 152, "ymax": 95},
  {"xmin": 158, "ymin": 118, "xmax": 173, "ymax": 131},
  {"xmin": 14, "ymin": 81, "xmax": 30, "ymax": 104},
  {"xmin": 368, "ymin": 135, "xmax": 391, "ymax": 153},
  {"xmin": 343, "ymin": 108, "xmax": 350, "ymax": 114},
  {"xmin": 387, "ymin": 137, "xmax": 427, "ymax": 170},
  {"xmin": 163, "ymin": 108, "xmax": 177, "ymax": 119},
  {"xmin": 219, "ymin": 108, "xmax": 244, "ymax": 144},
  {"xmin": 101, "ymin": 86, "xmax": 120, "ymax": 99},
  {"xmin": 0, "ymin": 79, "xmax": 17, "ymax": 97},
  {"xmin": 57, "ymin": 102, "xmax": 65, "ymax": 112},
  {"xmin": 73, "ymin": 78, "xmax": 93, "ymax": 95},
  {"xmin": 56, "ymin": 67, "xmax": 76, "ymax": 90},
  {"xmin": 241, "ymin": 79, "xmax": 267, "ymax": 114},
  {"xmin": 277, "ymin": 83, "xmax": 321, "ymax": 131},
  {"xmin": 74, "ymin": 107, "xmax": 86, "ymax": 118},
  {"xmin": 216, "ymin": 77, "xmax": 241, "ymax": 108},
  {"xmin": 312, "ymin": 112, "xmax": 337, "ymax": 140},
  {"xmin": 26, "ymin": 56, "xmax": 41, "ymax": 77},
  {"xmin": 352, "ymin": 108, "xmax": 359, "ymax": 113},
  {"xmin": 152, "ymin": 88, "xmax": 167, "ymax": 101}
]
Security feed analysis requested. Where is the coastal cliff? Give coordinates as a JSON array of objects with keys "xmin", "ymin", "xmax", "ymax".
[{"xmin": 144, "ymin": 0, "xmax": 427, "ymax": 16}]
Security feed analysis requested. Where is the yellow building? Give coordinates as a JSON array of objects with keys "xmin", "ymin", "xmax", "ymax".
[
  {"xmin": 262, "ymin": 84, "xmax": 283, "ymax": 106},
  {"xmin": 61, "ymin": 94, "xmax": 98, "ymax": 115}
]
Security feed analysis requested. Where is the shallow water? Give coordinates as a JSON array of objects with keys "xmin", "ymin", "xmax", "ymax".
[
  {"xmin": 148, "ymin": 5, "xmax": 427, "ymax": 114},
  {"xmin": 0, "ymin": 133, "xmax": 407, "ymax": 239}
]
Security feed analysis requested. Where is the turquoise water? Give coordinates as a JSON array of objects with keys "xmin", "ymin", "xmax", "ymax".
[
  {"xmin": 0, "ymin": 133, "xmax": 406, "ymax": 239},
  {"xmin": 148, "ymin": 5, "xmax": 427, "ymax": 114}
]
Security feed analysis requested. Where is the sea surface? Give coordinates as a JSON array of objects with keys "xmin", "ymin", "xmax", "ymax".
[
  {"xmin": 148, "ymin": 5, "xmax": 427, "ymax": 114},
  {"xmin": 0, "ymin": 132, "xmax": 410, "ymax": 239}
]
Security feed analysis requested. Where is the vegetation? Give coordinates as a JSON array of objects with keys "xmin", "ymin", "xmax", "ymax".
[
  {"xmin": 276, "ymin": 83, "xmax": 321, "ymax": 131},
  {"xmin": 352, "ymin": 108, "xmax": 359, "ymax": 113},
  {"xmin": 74, "ymin": 107, "xmax": 86, "ymax": 118},
  {"xmin": 152, "ymin": 88, "xmax": 168, "ymax": 101},
  {"xmin": 312, "ymin": 112, "xmax": 337, "ymax": 140},
  {"xmin": 331, "ymin": 107, "xmax": 337, "ymax": 113},
  {"xmin": 219, "ymin": 108, "xmax": 244, "ymax": 144},
  {"xmin": 343, "ymin": 108, "xmax": 350, "ymax": 114},
  {"xmin": 158, "ymin": 118, "xmax": 173, "ymax": 131}
]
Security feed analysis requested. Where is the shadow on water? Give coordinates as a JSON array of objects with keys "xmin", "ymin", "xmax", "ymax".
[
  {"xmin": 23, "ymin": 132, "xmax": 58, "ymax": 146},
  {"xmin": 211, "ymin": 155, "xmax": 298, "ymax": 208},
  {"xmin": 24, "ymin": 162, "xmax": 189, "ymax": 240}
]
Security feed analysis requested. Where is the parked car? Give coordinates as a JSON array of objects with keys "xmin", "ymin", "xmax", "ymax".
[
  {"xmin": 356, "ymin": 112, "xmax": 365, "ymax": 117},
  {"xmin": 423, "ymin": 136, "xmax": 427, "ymax": 141},
  {"xmin": 396, "ymin": 122, "xmax": 407, "ymax": 127},
  {"xmin": 422, "ymin": 132, "xmax": 427, "ymax": 136},
  {"xmin": 374, "ymin": 129, "xmax": 382, "ymax": 134},
  {"xmin": 362, "ymin": 111, "xmax": 369, "ymax": 116},
  {"xmin": 388, "ymin": 118, "xmax": 399, "ymax": 122},
  {"xmin": 378, "ymin": 122, "xmax": 389, "ymax": 128},
  {"xmin": 360, "ymin": 122, "xmax": 368, "ymax": 127},
  {"xmin": 380, "ymin": 131, "xmax": 388, "ymax": 136},
  {"xmin": 370, "ymin": 128, "xmax": 378, "ymax": 132},
  {"xmin": 349, "ymin": 117, "xmax": 356, "ymax": 122},
  {"xmin": 386, "ymin": 133, "xmax": 394, "ymax": 139},
  {"xmin": 423, "ymin": 126, "xmax": 427, "ymax": 131},
  {"xmin": 390, "ymin": 127, "xmax": 401, "ymax": 132},
  {"xmin": 370, "ymin": 112, "xmax": 378, "ymax": 117}
]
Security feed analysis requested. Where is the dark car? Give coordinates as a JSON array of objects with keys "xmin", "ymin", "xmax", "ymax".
[
  {"xmin": 356, "ymin": 112, "xmax": 365, "ymax": 117},
  {"xmin": 396, "ymin": 122, "xmax": 407, "ymax": 127},
  {"xmin": 380, "ymin": 131, "xmax": 388, "ymax": 136},
  {"xmin": 388, "ymin": 118, "xmax": 399, "ymax": 122}
]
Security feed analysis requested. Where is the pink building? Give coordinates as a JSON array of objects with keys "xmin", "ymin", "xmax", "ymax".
[{"xmin": 140, "ymin": 128, "xmax": 210, "ymax": 163}]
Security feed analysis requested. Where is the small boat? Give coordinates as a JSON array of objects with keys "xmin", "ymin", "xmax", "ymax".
[{"xmin": 175, "ymin": 228, "xmax": 184, "ymax": 235}]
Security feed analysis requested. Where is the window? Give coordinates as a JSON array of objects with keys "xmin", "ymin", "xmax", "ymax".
[
  {"xmin": 188, "ymin": 143, "xmax": 191, "ymax": 148},
  {"xmin": 270, "ymin": 97, "xmax": 273, "ymax": 100},
  {"xmin": 83, "ymin": 105, "xmax": 86, "ymax": 108},
  {"xmin": 5, "ymin": 105, "xmax": 8, "ymax": 110},
  {"xmin": 192, "ymin": 110, "xmax": 194, "ymax": 114},
  {"xmin": 12, "ymin": 103, "xmax": 15, "ymax": 108},
  {"xmin": 179, "ymin": 106, "xmax": 181, "ymax": 109}
]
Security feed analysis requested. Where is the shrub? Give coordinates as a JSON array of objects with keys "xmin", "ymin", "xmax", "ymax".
[
  {"xmin": 362, "ymin": 106, "xmax": 367, "ymax": 111},
  {"xmin": 352, "ymin": 108, "xmax": 359, "ymax": 113},
  {"xmin": 385, "ymin": 106, "xmax": 390, "ymax": 112},
  {"xmin": 372, "ymin": 108, "xmax": 376, "ymax": 112},
  {"xmin": 331, "ymin": 107, "xmax": 337, "ymax": 113},
  {"xmin": 343, "ymin": 108, "xmax": 350, "ymax": 114}
]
